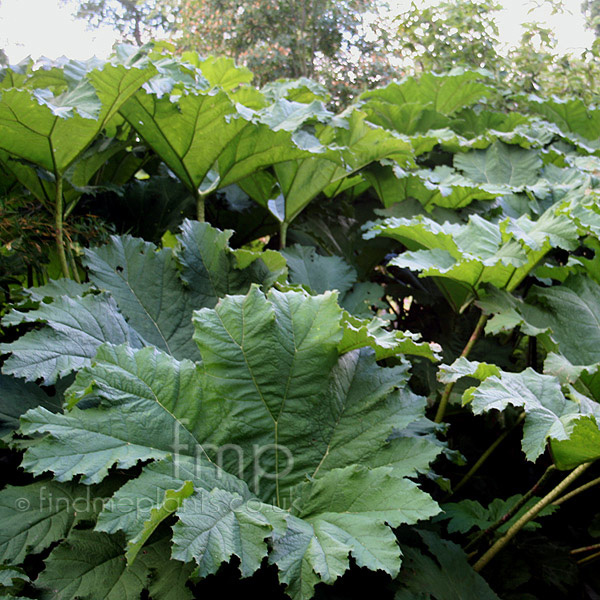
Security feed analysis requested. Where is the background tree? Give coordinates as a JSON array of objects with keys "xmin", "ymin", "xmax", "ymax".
[
  {"xmin": 582, "ymin": 0, "xmax": 600, "ymax": 37},
  {"xmin": 64, "ymin": 0, "xmax": 178, "ymax": 45},
  {"xmin": 395, "ymin": 0, "xmax": 600, "ymax": 102},
  {"xmin": 175, "ymin": 0, "xmax": 395, "ymax": 102},
  {"xmin": 394, "ymin": 0, "xmax": 504, "ymax": 74}
]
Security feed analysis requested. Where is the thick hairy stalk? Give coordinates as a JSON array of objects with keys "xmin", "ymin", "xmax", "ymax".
[
  {"xmin": 54, "ymin": 175, "xmax": 70, "ymax": 279},
  {"xmin": 552, "ymin": 475, "xmax": 600, "ymax": 507},
  {"xmin": 434, "ymin": 312, "xmax": 488, "ymax": 423},
  {"xmin": 464, "ymin": 463, "xmax": 555, "ymax": 551},
  {"xmin": 571, "ymin": 542, "xmax": 600, "ymax": 556},
  {"xmin": 65, "ymin": 240, "xmax": 81, "ymax": 284},
  {"xmin": 473, "ymin": 461, "xmax": 594, "ymax": 572},
  {"xmin": 196, "ymin": 193, "xmax": 205, "ymax": 222},
  {"xmin": 450, "ymin": 412, "xmax": 526, "ymax": 498},
  {"xmin": 280, "ymin": 221, "xmax": 289, "ymax": 249}
]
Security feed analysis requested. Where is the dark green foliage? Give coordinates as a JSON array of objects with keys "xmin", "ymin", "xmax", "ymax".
[{"xmin": 2, "ymin": 47, "xmax": 600, "ymax": 600}]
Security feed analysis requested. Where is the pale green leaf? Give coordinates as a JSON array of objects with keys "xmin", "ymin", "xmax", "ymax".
[
  {"xmin": 454, "ymin": 141, "xmax": 542, "ymax": 188},
  {"xmin": 172, "ymin": 488, "xmax": 285, "ymax": 577},
  {"xmin": 0, "ymin": 64, "xmax": 153, "ymax": 174},
  {"xmin": 437, "ymin": 357, "xmax": 501, "ymax": 385},
  {"xmin": 0, "ymin": 294, "xmax": 144, "ymax": 385},
  {"xmin": 338, "ymin": 312, "xmax": 441, "ymax": 362},
  {"xmin": 464, "ymin": 368, "xmax": 597, "ymax": 462},
  {"xmin": 366, "ymin": 207, "xmax": 578, "ymax": 311},
  {"xmin": 360, "ymin": 71, "xmax": 493, "ymax": 117}
]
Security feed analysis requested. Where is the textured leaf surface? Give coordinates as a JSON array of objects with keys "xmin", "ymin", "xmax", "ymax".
[
  {"xmin": 454, "ymin": 141, "xmax": 542, "ymax": 188},
  {"xmin": 95, "ymin": 455, "xmax": 252, "ymax": 563},
  {"xmin": 464, "ymin": 368, "xmax": 600, "ymax": 463},
  {"xmin": 84, "ymin": 236, "xmax": 199, "ymax": 360},
  {"xmin": 360, "ymin": 71, "xmax": 493, "ymax": 117},
  {"xmin": 20, "ymin": 345, "xmax": 201, "ymax": 482},
  {"xmin": 0, "ymin": 64, "xmax": 152, "ymax": 173},
  {"xmin": 0, "ymin": 294, "xmax": 144, "ymax": 385},
  {"xmin": 36, "ymin": 530, "xmax": 150, "ymax": 600},
  {"xmin": 16, "ymin": 287, "xmax": 440, "ymax": 598},
  {"xmin": 1, "ymin": 223, "xmax": 272, "ymax": 383},
  {"xmin": 0, "ymin": 480, "xmax": 105, "ymax": 564},
  {"xmin": 282, "ymin": 245, "xmax": 356, "ymax": 296},
  {"xmin": 120, "ymin": 87, "xmax": 309, "ymax": 193},
  {"xmin": 172, "ymin": 488, "xmax": 285, "ymax": 577},
  {"xmin": 270, "ymin": 465, "xmax": 440, "ymax": 599}
]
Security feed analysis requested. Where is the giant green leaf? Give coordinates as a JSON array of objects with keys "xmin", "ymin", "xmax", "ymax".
[
  {"xmin": 478, "ymin": 275, "xmax": 600, "ymax": 401},
  {"xmin": 175, "ymin": 219, "xmax": 260, "ymax": 301},
  {"xmin": 244, "ymin": 110, "xmax": 413, "ymax": 225},
  {"xmin": 361, "ymin": 101, "xmax": 451, "ymax": 136},
  {"xmin": 0, "ymin": 293, "xmax": 144, "ymax": 385},
  {"xmin": 119, "ymin": 86, "xmax": 310, "ymax": 195},
  {"xmin": 36, "ymin": 530, "xmax": 152, "ymax": 600},
  {"xmin": 0, "ymin": 63, "xmax": 153, "ymax": 175},
  {"xmin": 526, "ymin": 95, "xmax": 600, "ymax": 144},
  {"xmin": 270, "ymin": 465, "xmax": 440, "ymax": 599},
  {"xmin": 281, "ymin": 244, "xmax": 357, "ymax": 296},
  {"xmin": 20, "ymin": 345, "xmax": 202, "ymax": 483},
  {"xmin": 454, "ymin": 141, "xmax": 542, "ymax": 188},
  {"xmin": 16, "ymin": 287, "xmax": 441, "ymax": 598},
  {"xmin": 463, "ymin": 368, "xmax": 600, "ymax": 466},
  {"xmin": 0, "ymin": 480, "xmax": 109, "ymax": 564},
  {"xmin": 338, "ymin": 312, "xmax": 441, "ymax": 362},
  {"xmin": 83, "ymin": 236, "xmax": 200, "ymax": 360},
  {"xmin": 363, "ymin": 163, "xmax": 498, "ymax": 211},
  {"xmin": 365, "ymin": 207, "xmax": 578, "ymax": 311},
  {"xmin": 1, "ymin": 223, "xmax": 278, "ymax": 382},
  {"xmin": 172, "ymin": 488, "xmax": 286, "ymax": 578},
  {"xmin": 359, "ymin": 71, "xmax": 493, "ymax": 117}
]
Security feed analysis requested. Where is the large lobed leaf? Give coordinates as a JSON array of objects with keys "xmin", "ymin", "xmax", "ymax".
[
  {"xmin": 365, "ymin": 205, "xmax": 578, "ymax": 311},
  {"xmin": 0, "ymin": 63, "xmax": 154, "ymax": 175},
  {"xmin": 0, "ymin": 221, "xmax": 278, "ymax": 383},
  {"xmin": 9, "ymin": 286, "xmax": 441, "ymax": 599}
]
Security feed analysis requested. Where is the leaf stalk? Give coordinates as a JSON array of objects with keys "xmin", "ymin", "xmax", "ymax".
[
  {"xmin": 552, "ymin": 475, "xmax": 600, "ymax": 507},
  {"xmin": 280, "ymin": 221, "xmax": 289, "ymax": 249},
  {"xmin": 450, "ymin": 411, "xmax": 526, "ymax": 498},
  {"xmin": 196, "ymin": 193, "xmax": 205, "ymax": 222},
  {"xmin": 434, "ymin": 312, "xmax": 488, "ymax": 423},
  {"xmin": 464, "ymin": 462, "xmax": 555, "ymax": 551},
  {"xmin": 54, "ymin": 174, "xmax": 71, "ymax": 279},
  {"xmin": 473, "ymin": 461, "xmax": 594, "ymax": 572}
]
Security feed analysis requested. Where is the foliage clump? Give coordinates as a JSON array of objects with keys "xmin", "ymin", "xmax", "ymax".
[{"xmin": 2, "ymin": 45, "xmax": 600, "ymax": 599}]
